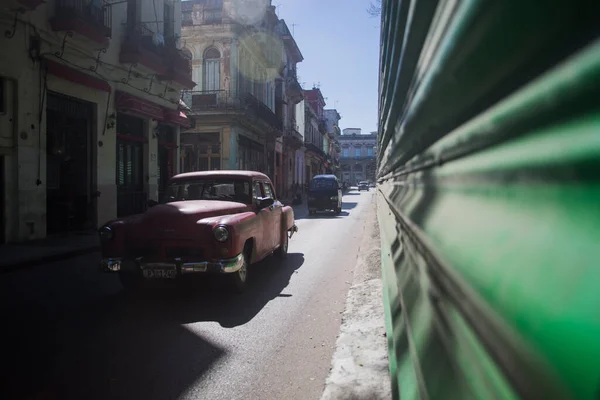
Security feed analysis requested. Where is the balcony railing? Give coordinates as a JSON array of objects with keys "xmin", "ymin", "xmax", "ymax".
[
  {"xmin": 284, "ymin": 128, "xmax": 303, "ymax": 145},
  {"xmin": 305, "ymin": 142, "xmax": 327, "ymax": 159},
  {"xmin": 182, "ymin": 90, "xmax": 283, "ymax": 132},
  {"xmin": 127, "ymin": 22, "xmax": 165, "ymax": 57},
  {"xmin": 53, "ymin": 0, "xmax": 112, "ymax": 39},
  {"xmin": 318, "ymin": 118, "xmax": 328, "ymax": 135}
]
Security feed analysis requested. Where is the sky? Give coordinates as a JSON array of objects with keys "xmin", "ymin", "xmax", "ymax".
[{"xmin": 273, "ymin": 0, "xmax": 381, "ymax": 133}]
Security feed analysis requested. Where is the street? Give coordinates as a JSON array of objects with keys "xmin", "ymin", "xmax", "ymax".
[{"xmin": 0, "ymin": 189, "xmax": 375, "ymax": 400}]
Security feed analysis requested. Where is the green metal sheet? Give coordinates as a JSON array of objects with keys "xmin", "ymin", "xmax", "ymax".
[{"xmin": 376, "ymin": 0, "xmax": 600, "ymax": 398}]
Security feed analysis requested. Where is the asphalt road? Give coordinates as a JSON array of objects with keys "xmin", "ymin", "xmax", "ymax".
[{"xmin": 0, "ymin": 188, "xmax": 376, "ymax": 400}]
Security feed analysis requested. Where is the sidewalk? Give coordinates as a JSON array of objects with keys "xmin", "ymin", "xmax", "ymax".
[{"xmin": 0, "ymin": 232, "xmax": 100, "ymax": 274}]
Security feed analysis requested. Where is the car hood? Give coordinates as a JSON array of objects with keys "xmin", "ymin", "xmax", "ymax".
[{"xmin": 129, "ymin": 200, "xmax": 251, "ymax": 238}]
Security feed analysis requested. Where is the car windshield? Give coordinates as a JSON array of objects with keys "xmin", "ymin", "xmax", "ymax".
[
  {"xmin": 164, "ymin": 178, "xmax": 252, "ymax": 204},
  {"xmin": 360, "ymin": 181, "xmax": 368, "ymax": 185},
  {"xmin": 310, "ymin": 178, "xmax": 337, "ymax": 190}
]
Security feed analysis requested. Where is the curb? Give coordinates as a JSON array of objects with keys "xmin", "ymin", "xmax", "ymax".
[
  {"xmin": 0, "ymin": 245, "xmax": 100, "ymax": 275},
  {"xmin": 320, "ymin": 193, "xmax": 391, "ymax": 400}
]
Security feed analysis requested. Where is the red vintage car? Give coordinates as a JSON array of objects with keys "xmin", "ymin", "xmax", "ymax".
[{"xmin": 98, "ymin": 171, "xmax": 298, "ymax": 293}]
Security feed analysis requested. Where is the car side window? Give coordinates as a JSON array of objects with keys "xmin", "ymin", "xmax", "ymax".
[
  {"xmin": 263, "ymin": 182, "xmax": 274, "ymax": 199},
  {"xmin": 252, "ymin": 181, "xmax": 262, "ymax": 201}
]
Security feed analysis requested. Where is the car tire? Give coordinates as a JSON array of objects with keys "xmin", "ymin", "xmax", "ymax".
[
  {"xmin": 230, "ymin": 250, "xmax": 249, "ymax": 293},
  {"xmin": 275, "ymin": 232, "xmax": 289, "ymax": 260},
  {"xmin": 118, "ymin": 271, "xmax": 145, "ymax": 292}
]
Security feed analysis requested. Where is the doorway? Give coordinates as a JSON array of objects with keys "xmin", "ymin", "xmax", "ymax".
[
  {"xmin": 157, "ymin": 124, "xmax": 176, "ymax": 201},
  {"xmin": 0, "ymin": 156, "xmax": 4, "ymax": 244},
  {"xmin": 46, "ymin": 93, "xmax": 95, "ymax": 235},
  {"xmin": 116, "ymin": 114, "xmax": 146, "ymax": 217}
]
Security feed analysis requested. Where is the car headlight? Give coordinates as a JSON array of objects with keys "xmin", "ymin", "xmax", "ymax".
[
  {"xmin": 99, "ymin": 226, "xmax": 113, "ymax": 241},
  {"xmin": 330, "ymin": 196, "xmax": 338, "ymax": 201},
  {"xmin": 213, "ymin": 225, "xmax": 229, "ymax": 242}
]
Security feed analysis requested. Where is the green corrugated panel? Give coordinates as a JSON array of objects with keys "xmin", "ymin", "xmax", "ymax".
[{"xmin": 377, "ymin": 0, "xmax": 600, "ymax": 398}]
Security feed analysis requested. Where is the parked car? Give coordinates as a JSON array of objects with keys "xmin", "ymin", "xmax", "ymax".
[
  {"xmin": 358, "ymin": 181, "xmax": 370, "ymax": 191},
  {"xmin": 307, "ymin": 174, "xmax": 343, "ymax": 215},
  {"xmin": 98, "ymin": 171, "xmax": 298, "ymax": 293}
]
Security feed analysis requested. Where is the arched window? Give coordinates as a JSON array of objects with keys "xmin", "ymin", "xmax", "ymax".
[{"xmin": 203, "ymin": 47, "xmax": 221, "ymax": 92}]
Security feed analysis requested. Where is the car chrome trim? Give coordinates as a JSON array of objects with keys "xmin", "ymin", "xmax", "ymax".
[{"xmin": 133, "ymin": 254, "xmax": 245, "ymax": 275}]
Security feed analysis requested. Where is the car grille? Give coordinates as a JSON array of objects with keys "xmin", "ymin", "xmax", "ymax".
[
  {"xmin": 129, "ymin": 247, "xmax": 160, "ymax": 259},
  {"xmin": 165, "ymin": 247, "xmax": 203, "ymax": 260}
]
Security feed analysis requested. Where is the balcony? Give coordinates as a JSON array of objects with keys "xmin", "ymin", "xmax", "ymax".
[
  {"xmin": 283, "ymin": 128, "xmax": 303, "ymax": 149},
  {"xmin": 286, "ymin": 70, "xmax": 303, "ymax": 104},
  {"xmin": 318, "ymin": 118, "xmax": 328, "ymax": 135},
  {"xmin": 50, "ymin": 0, "xmax": 112, "ymax": 47},
  {"xmin": 305, "ymin": 142, "xmax": 327, "ymax": 159},
  {"xmin": 15, "ymin": 0, "xmax": 44, "ymax": 9},
  {"xmin": 120, "ymin": 23, "xmax": 169, "ymax": 74},
  {"xmin": 159, "ymin": 44, "xmax": 195, "ymax": 89},
  {"xmin": 182, "ymin": 90, "xmax": 283, "ymax": 134}
]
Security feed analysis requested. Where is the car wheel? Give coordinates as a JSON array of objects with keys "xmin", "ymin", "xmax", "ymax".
[
  {"xmin": 275, "ymin": 232, "xmax": 289, "ymax": 260},
  {"xmin": 230, "ymin": 251, "xmax": 249, "ymax": 293},
  {"xmin": 118, "ymin": 271, "xmax": 145, "ymax": 292}
]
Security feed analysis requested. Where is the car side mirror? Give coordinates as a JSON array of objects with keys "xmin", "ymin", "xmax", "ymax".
[
  {"xmin": 147, "ymin": 199, "xmax": 159, "ymax": 208},
  {"xmin": 258, "ymin": 197, "xmax": 274, "ymax": 209}
]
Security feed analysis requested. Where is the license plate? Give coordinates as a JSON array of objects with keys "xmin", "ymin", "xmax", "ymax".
[{"xmin": 143, "ymin": 269, "xmax": 177, "ymax": 279}]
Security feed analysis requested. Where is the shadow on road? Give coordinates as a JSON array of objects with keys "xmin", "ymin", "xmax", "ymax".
[
  {"xmin": 156, "ymin": 252, "xmax": 305, "ymax": 328},
  {"xmin": 342, "ymin": 202, "xmax": 358, "ymax": 210},
  {"xmin": 307, "ymin": 211, "xmax": 350, "ymax": 219},
  {"xmin": 0, "ymin": 253, "xmax": 305, "ymax": 400}
]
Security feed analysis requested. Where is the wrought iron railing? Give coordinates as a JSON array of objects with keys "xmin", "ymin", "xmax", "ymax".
[
  {"xmin": 55, "ymin": 0, "xmax": 112, "ymax": 36},
  {"xmin": 125, "ymin": 22, "xmax": 166, "ymax": 57},
  {"xmin": 182, "ymin": 90, "xmax": 283, "ymax": 131}
]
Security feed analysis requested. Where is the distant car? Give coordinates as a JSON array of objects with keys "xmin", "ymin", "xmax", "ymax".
[
  {"xmin": 99, "ymin": 171, "xmax": 298, "ymax": 293},
  {"xmin": 307, "ymin": 174, "xmax": 343, "ymax": 215},
  {"xmin": 358, "ymin": 181, "xmax": 370, "ymax": 191}
]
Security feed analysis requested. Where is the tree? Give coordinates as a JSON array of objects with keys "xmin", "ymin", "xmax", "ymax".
[{"xmin": 367, "ymin": 0, "xmax": 382, "ymax": 17}]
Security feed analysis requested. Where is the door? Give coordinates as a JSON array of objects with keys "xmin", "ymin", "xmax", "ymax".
[
  {"xmin": 262, "ymin": 181, "xmax": 282, "ymax": 250},
  {"xmin": 116, "ymin": 114, "xmax": 145, "ymax": 217},
  {"xmin": 252, "ymin": 180, "xmax": 270, "ymax": 258},
  {"xmin": 46, "ymin": 93, "xmax": 94, "ymax": 234},
  {"xmin": 158, "ymin": 125, "xmax": 176, "ymax": 201}
]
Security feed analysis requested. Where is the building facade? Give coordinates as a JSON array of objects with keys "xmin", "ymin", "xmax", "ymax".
[
  {"xmin": 339, "ymin": 129, "xmax": 377, "ymax": 184},
  {"xmin": 0, "ymin": 0, "xmax": 192, "ymax": 243},
  {"xmin": 323, "ymin": 108, "xmax": 342, "ymax": 176},
  {"xmin": 302, "ymin": 88, "xmax": 328, "ymax": 180},
  {"xmin": 180, "ymin": 0, "xmax": 303, "ymax": 199}
]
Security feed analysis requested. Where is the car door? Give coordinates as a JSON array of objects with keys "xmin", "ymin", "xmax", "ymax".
[
  {"xmin": 262, "ymin": 181, "xmax": 282, "ymax": 251},
  {"xmin": 252, "ymin": 180, "xmax": 271, "ymax": 259}
]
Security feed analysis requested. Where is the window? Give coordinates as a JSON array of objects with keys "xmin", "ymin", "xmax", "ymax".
[
  {"xmin": 165, "ymin": 178, "xmax": 251, "ymax": 204},
  {"xmin": 263, "ymin": 182, "xmax": 275, "ymax": 199},
  {"xmin": 203, "ymin": 47, "xmax": 221, "ymax": 91},
  {"xmin": 367, "ymin": 147, "xmax": 373, "ymax": 157},
  {"xmin": 310, "ymin": 178, "xmax": 337, "ymax": 190},
  {"xmin": 253, "ymin": 181, "xmax": 262, "ymax": 200},
  {"xmin": 342, "ymin": 147, "xmax": 349, "ymax": 158},
  {"xmin": 164, "ymin": 3, "xmax": 174, "ymax": 39},
  {"xmin": 355, "ymin": 147, "xmax": 361, "ymax": 157}
]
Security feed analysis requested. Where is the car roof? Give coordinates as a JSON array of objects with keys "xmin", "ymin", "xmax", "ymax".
[
  {"xmin": 312, "ymin": 174, "xmax": 338, "ymax": 180},
  {"xmin": 171, "ymin": 170, "xmax": 270, "ymax": 181}
]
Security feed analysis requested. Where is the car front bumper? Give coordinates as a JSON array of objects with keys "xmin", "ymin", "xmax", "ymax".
[{"xmin": 99, "ymin": 253, "xmax": 244, "ymax": 275}]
